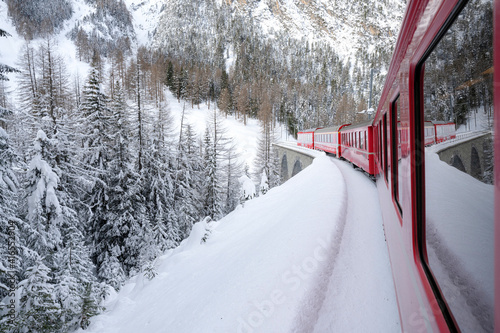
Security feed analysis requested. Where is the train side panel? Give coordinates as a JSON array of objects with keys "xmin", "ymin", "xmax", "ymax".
[
  {"xmin": 340, "ymin": 123, "xmax": 375, "ymax": 175},
  {"xmin": 297, "ymin": 129, "xmax": 319, "ymax": 149},
  {"xmin": 374, "ymin": 0, "xmax": 497, "ymax": 331}
]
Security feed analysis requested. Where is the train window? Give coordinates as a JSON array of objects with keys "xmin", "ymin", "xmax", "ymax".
[
  {"xmin": 391, "ymin": 96, "xmax": 402, "ymax": 215},
  {"xmin": 379, "ymin": 120, "xmax": 383, "ymax": 171},
  {"xmin": 364, "ymin": 131, "xmax": 367, "ymax": 151},
  {"xmin": 383, "ymin": 114, "xmax": 388, "ymax": 182},
  {"xmin": 418, "ymin": 0, "xmax": 494, "ymax": 331}
]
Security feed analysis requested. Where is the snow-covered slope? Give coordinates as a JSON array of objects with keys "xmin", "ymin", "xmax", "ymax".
[
  {"xmin": 78, "ymin": 155, "xmax": 400, "ymax": 332},
  {"xmin": 165, "ymin": 90, "xmax": 293, "ymax": 173},
  {"xmin": 124, "ymin": 0, "xmax": 165, "ymax": 46}
]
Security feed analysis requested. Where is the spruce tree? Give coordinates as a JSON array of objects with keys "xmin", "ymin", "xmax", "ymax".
[
  {"xmin": 0, "ymin": 125, "xmax": 20, "ymax": 305},
  {"xmin": 23, "ymin": 130, "xmax": 62, "ymax": 269},
  {"xmin": 143, "ymin": 99, "xmax": 178, "ymax": 251},
  {"xmin": 0, "ymin": 29, "xmax": 18, "ymax": 83},
  {"xmin": 175, "ymin": 123, "xmax": 203, "ymax": 238},
  {"xmin": 17, "ymin": 260, "xmax": 63, "ymax": 332}
]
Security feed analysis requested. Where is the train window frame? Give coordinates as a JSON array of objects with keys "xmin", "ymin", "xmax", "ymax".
[{"xmin": 391, "ymin": 95, "xmax": 403, "ymax": 216}]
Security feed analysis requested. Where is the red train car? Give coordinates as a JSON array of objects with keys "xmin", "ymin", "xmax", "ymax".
[
  {"xmin": 297, "ymin": 128, "xmax": 321, "ymax": 149},
  {"xmin": 313, "ymin": 124, "xmax": 350, "ymax": 156},
  {"xmin": 433, "ymin": 121, "xmax": 456, "ymax": 143},
  {"xmin": 339, "ymin": 121, "xmax": 375, "ymax": 175},
  {"xmin": 373, "ymin": 0, "xmax": 498, "ymax": 331},
  {"xmin": 424, "ymin": 121, "xmax": 436, "ymax": 146}
]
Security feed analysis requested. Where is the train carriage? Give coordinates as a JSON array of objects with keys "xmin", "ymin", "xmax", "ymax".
[
  {"xmin": 372, "ymin": 0, "xmax": 498, "ymax": 331},
  {"xmin": 297, "ymin": 128, "xmax": 321, "ymax": 149},
  {"xmin": 313, "ymin": 124, "xmax": 351, "ymax": 157},
  {"xmin": 433, "ymin": 121, "xmax": 456, "ymax": 143},
  {"xmin": 339, "ymin": 121, "xmax": 376, "ymax": 175},
  {"xmin": 424, "ymin": 121, "xmax": 436, "ymax": 146}
]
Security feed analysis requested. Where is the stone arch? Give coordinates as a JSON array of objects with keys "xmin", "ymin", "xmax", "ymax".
[
  {"xmin": 450, "ymin": 154, "xmax": 466, "ymax": 173},
  {"xmin": 281, "ymin": 154, "xmax": 289, "ymax": 181},
  {"xmin": 291, "ymin": 160, "xmax": 302, "ymax": 177},
  {"xmin": 470, "ymin": 146, "xmax": 482, "ymax": 180}
]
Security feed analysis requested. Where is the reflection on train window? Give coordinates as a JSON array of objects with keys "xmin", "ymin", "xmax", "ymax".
[{"xmin": 421, "ymin": 0, "xmax": 494, "ymax": 331}]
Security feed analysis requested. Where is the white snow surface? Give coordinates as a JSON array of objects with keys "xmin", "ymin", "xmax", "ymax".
[
  {"xmin": 81, "ymin": 155, "xmax": 400, "ymax": 333},
  {"xmin": 124, "ymin": 0, "xmax": 164, "ymax": 47},
  {"xmin": 239, "ymin": 175, "xmax": 256, "ymax": 200}
]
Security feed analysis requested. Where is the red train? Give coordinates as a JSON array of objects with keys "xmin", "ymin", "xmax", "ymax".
[
  {"xmin": 297, "ymin": 0, "xmax": 499, "ymax": 331},
  {"xmin": 297, "ymin": 128, "xmax": 321, "ymax": 149}
]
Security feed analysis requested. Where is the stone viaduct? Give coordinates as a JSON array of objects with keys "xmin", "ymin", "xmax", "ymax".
[
  {"xmin": 433, "ymin": 131, "xmax": 492, "ymax": 181},
  {"xmin": 273, "ymin": 142, "xmax": 319, "ymax": 181}
]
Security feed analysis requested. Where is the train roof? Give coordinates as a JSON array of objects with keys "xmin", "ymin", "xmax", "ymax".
[
  {"xmin": 298, "ymin": 127, "xmax": 322, "ymax": 133},
  {"xmin": 339, "ymin": 120, "xmax": 373, "ymax": 131},
  {"xmin": 315, "ymin": 124, "xmax": 350, "ymax": 133},
  {"xmin": 432, "ymin": 121, "xmax": 455, "ymax": 125}
]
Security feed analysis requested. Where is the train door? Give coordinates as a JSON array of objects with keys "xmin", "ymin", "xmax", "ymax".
[{"xmin": 415, "ymin": 0, "xmax": 494, "ymax": 331}]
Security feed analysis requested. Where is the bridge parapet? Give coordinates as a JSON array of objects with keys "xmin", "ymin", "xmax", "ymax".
[
  {"xmin": 273, "ymin": 142, "xmax": 323, "ymax": 181},
  {"xmin": 428, "ymin": 131, "xmax": 493, "ymax": 181}
]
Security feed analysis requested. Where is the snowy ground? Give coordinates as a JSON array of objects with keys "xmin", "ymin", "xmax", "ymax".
[{"xmin": 79, "ymin": 155, "xmax": 401, "ymax": 333}]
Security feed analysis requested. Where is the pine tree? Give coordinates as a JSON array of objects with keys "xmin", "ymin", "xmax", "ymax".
[
  {"xmin": 53, "ymin": 223, "xmax": 103, "ymax": 331},
  {"xmin": 79, "ymin": 54, "xmax": 119, "ymax": 285},
  {"xmin": 0, "ymin": 30, "xmax": 19, "ymax": 83},
  {"xmin": 143, "ymin": 99, "xmax": 178, "ymax": 251},
  {"xmin": 17, "ymin": 260, "xmax": 63, "ymax": 332},
  {"xmin": 24, "ymin": 130, "xmax": 62, "ymax": 269},
  {"xmin": 0, "ymin": 126, "xmax": 20, "ymax": 303},
  {"xmin": 175, "ymin": 123, "xmax": 203, "ymax": 238},
  {"xmin": 254, "ymin": 120, "xmax": 280, "ymax": 191},
  {"xmin": 222, "ymin": 142, "xmax": 242, "ymax": 214},
  {"xmin": 202, "ymin": 127, "xmax": 221, "ymax": 219}
]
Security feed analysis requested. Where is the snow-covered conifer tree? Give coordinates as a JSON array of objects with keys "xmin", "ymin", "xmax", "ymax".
[
  {"xmin": 52, "ymin": 208, "xmax": 104, "ymax": 330},
  {"xmin": 201, "ymin": 127, "xmax": 222, "ymax": 220},
  {"xmin": 0, "ymin": 29, "xmax": 18, "ymax": 84},
  {"xmin": 23, "ymin": 130, "xmax": 62, "ymax": 268},
  {"xmin": 254, "ymin": 121, "xmax": 281, "ymax": 190},
  {"xmin": 17, "ymin": 259, "xmax": 62, "ymax": 332},
  {"xmin": 175, "ymin": 123, "xmax": 203, "ymax": 238},
  {"xmin": 143, "ymin": 98, "xmax": 178, "ymax": 251},
  {"xmin": 79, "ymin": 53, "xmax": 120, "ymax": 285},
  {"xmin": 0, "ymin": 125, "xmax": 20, "ymax": 303}
]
